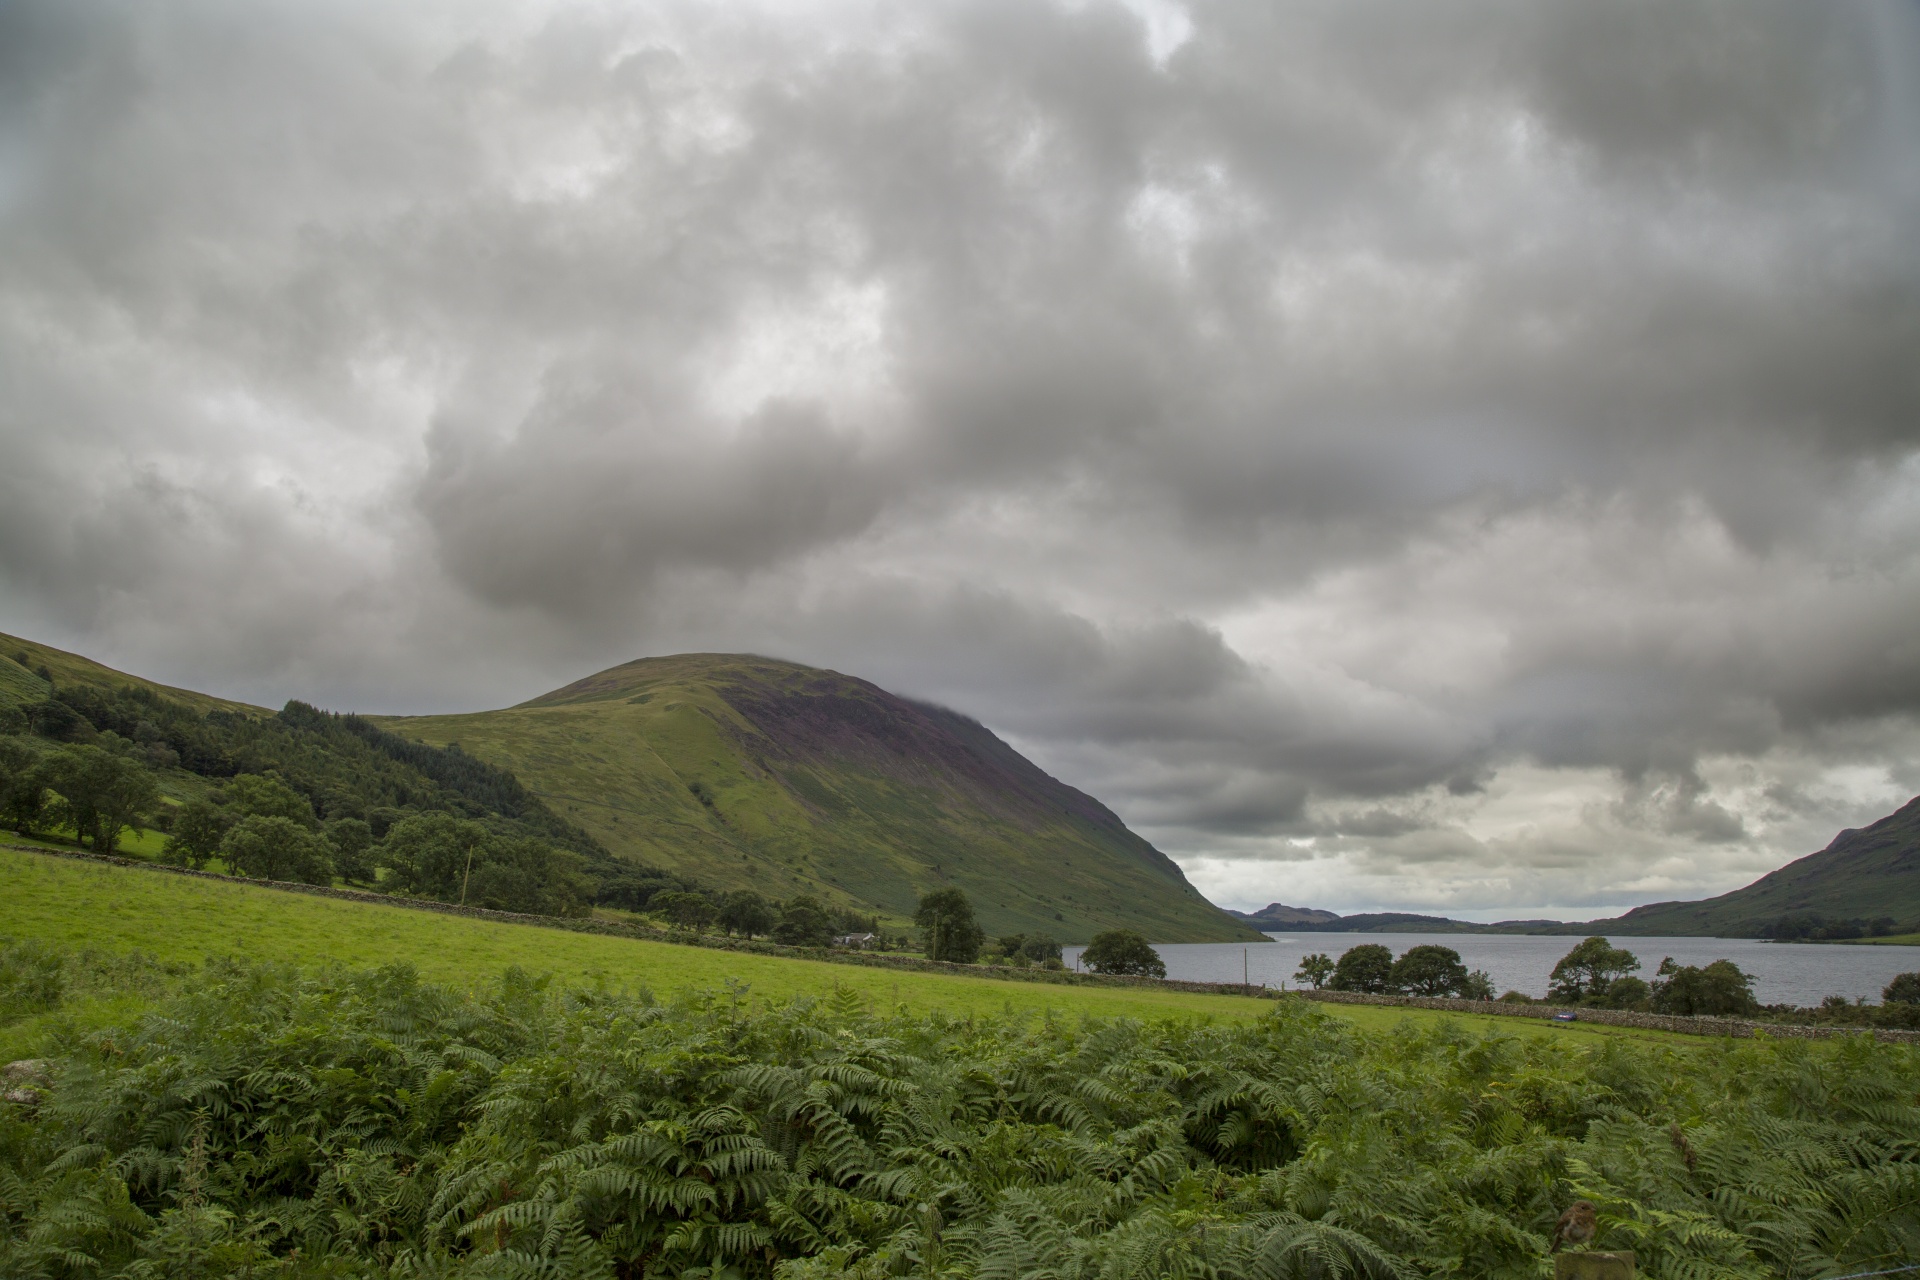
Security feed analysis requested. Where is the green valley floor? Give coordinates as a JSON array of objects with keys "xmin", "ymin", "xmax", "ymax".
[{"xmin": 0, "ymin": 844, "xmax": 1670, "ymax": 1047}]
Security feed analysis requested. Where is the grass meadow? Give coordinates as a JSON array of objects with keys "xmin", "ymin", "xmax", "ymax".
[{"xmin": 0, "ymin": 844, "xmax": 1671, "ymax": 1052}]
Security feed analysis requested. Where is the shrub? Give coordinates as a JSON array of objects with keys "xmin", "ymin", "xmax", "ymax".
[
  {"xmin": 1599, "ymin": 975, "xmax": 1651, "ymax": 1009},
  {"xmin": 1460, "ymin": 968, "xmax": 1496, "ymax": 1001},
  {"xmin": 1884, "ymin": 972, "xmax": 1920, "ymax": 1005}
]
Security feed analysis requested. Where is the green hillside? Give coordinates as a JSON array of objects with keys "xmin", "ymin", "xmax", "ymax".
[
  {"xmin": 0, "ymin": 631, "xmax": 1256, "ymax": 942},
  {"xmin": 1581, "ymin": 795, "xmax": 1920, "ymax": 937},
  {"xmin": 0, "ymin": 634, "xmax": 256, "ymax": 716},
  {"xmin": 386, "ymin": 654, "xmax": 1260, "ymax": 942}
]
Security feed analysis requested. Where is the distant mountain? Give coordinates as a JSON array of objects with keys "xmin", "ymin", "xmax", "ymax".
[
  {"xmin": 383, "ymin": 654, "xmax": 1262, "ymax": 942},
  {"xmin": 1228, "ymin": 800, "xmax": 1920, "ymax": 940},
  {"xmin": 1226, "ymin": 902, "xmax": 1342, "ymax": 928},
  {"xmin": 1228, "ymin": 904, "xmax": 1573, "ymax": 934},
  {"xmin": 1561, "ymin": 797, "xmax": 1920, "ymax": 937}
]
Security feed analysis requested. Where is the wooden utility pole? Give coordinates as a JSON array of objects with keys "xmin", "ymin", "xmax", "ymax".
[{"xmin": 459, "ymin": 838, "xmax": 476, "ymax": 906}]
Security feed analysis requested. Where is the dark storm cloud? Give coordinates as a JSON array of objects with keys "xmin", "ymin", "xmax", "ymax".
[{"xmin": 2, "ymin": 0, "xmax": 1917, "ymax": 913}]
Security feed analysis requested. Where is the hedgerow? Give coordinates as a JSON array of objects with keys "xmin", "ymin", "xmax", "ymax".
[{"xmin": 1, "ymin": 952, "xmax": 1916, "ymax": 1278}]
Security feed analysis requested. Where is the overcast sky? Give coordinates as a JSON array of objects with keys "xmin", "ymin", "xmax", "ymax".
[{"xmin": 3, "ymin": 0, "xmax": 1918, "ymax": 919}]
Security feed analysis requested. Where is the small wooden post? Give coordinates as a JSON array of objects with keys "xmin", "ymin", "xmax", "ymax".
[{"xmin": 1555, "ymin": 1252, "xmax": 1635, "ymax": 1280}]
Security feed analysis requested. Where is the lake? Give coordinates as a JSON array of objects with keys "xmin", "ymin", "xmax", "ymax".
[{"xmin": 1061, "ymin": 932, "xmax": 1920, "ymax": 1007}]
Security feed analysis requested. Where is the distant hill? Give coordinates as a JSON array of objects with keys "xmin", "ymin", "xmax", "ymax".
[
  {"xmin": 1226, "ymin": 902, "xmax": 1342, "ymax": 928},
  {"xmin": 387, "ymin": 654, "xmax": 1260, "ymax": 942},
  {"xmin": 1563, "ymin": 797, "xmax": 1920, "ymax": 937},
  {"xmin": 1226, "ymin": 903, "xmax": 1571, "ymax": 934},
  {"xmin": 1223, "ymin": 800, "xmax": 1920, "ymax": 940}
]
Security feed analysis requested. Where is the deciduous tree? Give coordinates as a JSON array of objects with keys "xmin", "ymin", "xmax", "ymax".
[
  {"xmin": 1651, "ymin": 957, "xmax": 1757, "ymax": 1016},
  {"xmin": 325, "ymin": 817, "xmax": 375, "ymax": 883},
  {"xmin": 773, "ymin": 894, "xmax": 835, "ymax": 948},
  {"xmin": 41, "ymin": 744, "xmax": 157, "ymax": 851},
  {"xmin": 162, "ymin": 798, "xmax": 232, "ymax": 869},
  {"xmin": 1294, "ymin": 953, "xmax": 1334, "ymax": 989},
  {"xmin": 718, "ymin": 890, "xmax": 775, "ymax": 939},
  {"xmin": 652, "ymin": 890, "xmax": 717, "ymax": 930},
  {"xmin": 379, "ymin": 812, "xmax": 491, "ymax": 901},
  {"xmin": 1021, "ymin": 933, "xmax": 1062, "ymax": 963},
  {"xmin": 1390, "ymin": 944, "xmax": 1469, "ymax": 997},
  {"xmin": 226, "ymin": 773, "xmax": 317, "ymax": 827},
  {"xmin": 913, "ymin": 887, "xmax": 983, "ymax": 963},
  {"xmin": 0, "ymin": 738, "xmax": 49, "ymax": 836},
  {"xmin": 464, "ymin": 836, "xmax": 589, "ymax": 916},
  {"xmin": 220, "ymin": 814, "xmax": 334, "ymax": 885},
  {"xmin": 1549, "ymin": 937, "xmax": 1641, "ymax": 1002},
  {"xmin": 1081, "ymin": 929, "xmax": 1165, "ymax": 977},
  {"xmin": 1329, "ymin": 944, "xmax": 1393, "ymax": 994}
]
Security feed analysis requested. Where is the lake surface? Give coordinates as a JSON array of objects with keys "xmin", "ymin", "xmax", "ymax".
[{"xmin": 1061, "ymin": 933, "xmax": 1920, "ymax": 1007}]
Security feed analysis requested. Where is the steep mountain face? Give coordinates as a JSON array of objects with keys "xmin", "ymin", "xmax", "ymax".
[
  {"xmin": 387, "ymin": 654, "xmax": 1262, "ymax": 941},
  {"xmin": 1579, "ymin": 796, "xmax": 1920, "ymax": 936}
]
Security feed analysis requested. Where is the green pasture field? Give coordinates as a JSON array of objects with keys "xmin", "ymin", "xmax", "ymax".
[{"xmin": 0, "ymin": 845, "xmax": 1677, "ymax": 1051}]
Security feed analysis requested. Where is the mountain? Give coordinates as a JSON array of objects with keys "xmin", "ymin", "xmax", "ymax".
[
  {"xmin": 1563, "ymin": 796, "xmax": 1920, "ymax": 937},
  {"xmin": 1227, "ymin": 799, "xmax": 1920, "ymax": 940},
  {"xmin": 1225, "ymin": 904, "xmax": 1572, "ymax": 934},
  {"xmin": 384, "ymin": 654, "xmax": 1260, "ymax": 941},
  {"xmin": 0, "ymin": 633, "xmax": 1256, "ymax": 942},
  {"xmin": 1226, "ymin": 902, "xmax": 1343, "ymax": 928}
]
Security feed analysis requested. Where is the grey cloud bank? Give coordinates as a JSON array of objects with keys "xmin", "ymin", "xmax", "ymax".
[{"xmin": 2, "ymin": 0, "xmax": 1917, "ymax": 917}]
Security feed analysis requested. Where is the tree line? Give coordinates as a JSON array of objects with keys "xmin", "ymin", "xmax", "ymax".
[
  {"xmin": 1291, "ymin": 937, "xmax": 1762, "ymax": 1014},
  {"xmin": 0, "ymin": 667, "xmax": 704, "ymax": 915},
  {"xmin": 1291, "ymin": 935, "xmax": 1920, "ymax": 1023}
]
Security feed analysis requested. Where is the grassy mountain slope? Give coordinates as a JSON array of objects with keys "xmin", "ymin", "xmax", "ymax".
[
  {"xmin": 386, "ymin": 654, "xmax": 1260, "ymax": 942},
  {"xmin": 0, "ymin": 634, "xmax": 256, "ymax": 716},
  {"xmin": 1576, "ymin": 796, "xmax": 1920, "ymax": 936}
]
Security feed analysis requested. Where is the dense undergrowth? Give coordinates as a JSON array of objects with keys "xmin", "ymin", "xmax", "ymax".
[{"xmin": 1, "ymin": 943, "xmax": 1916, "ymax": 1278}]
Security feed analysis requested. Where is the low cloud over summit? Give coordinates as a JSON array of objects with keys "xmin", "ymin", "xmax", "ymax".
[{"xmin": 3, "ymin": 0, "xmax": 1918, "ymax": 916}]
